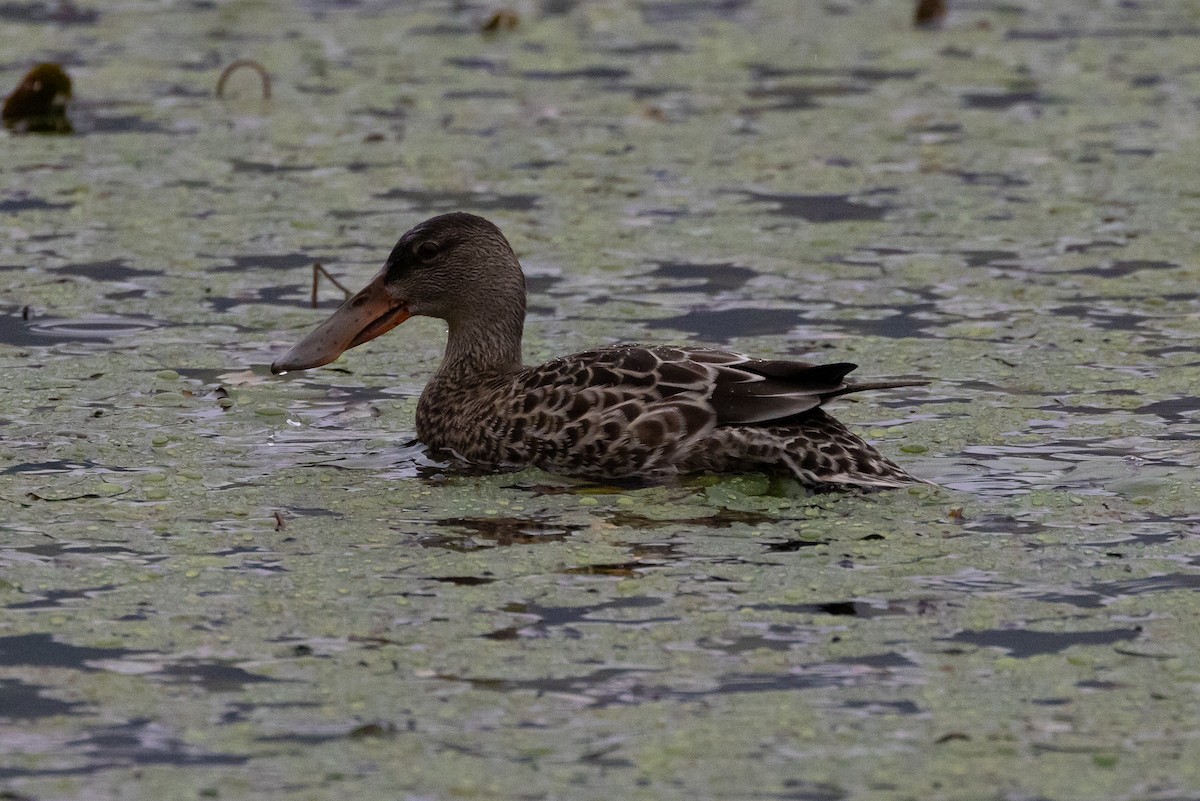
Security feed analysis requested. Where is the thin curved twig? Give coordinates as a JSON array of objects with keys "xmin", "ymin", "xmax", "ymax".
[
  {"xmin": 216, "ymin": 59, "xmax": 271, "ymax": 100},
  {"xmin": 311, "ymin": 262, "xmax": 351, "ymax": 308}
]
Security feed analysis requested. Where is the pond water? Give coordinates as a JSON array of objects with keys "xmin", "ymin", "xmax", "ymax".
[{"xmin": 1, "ymin": 1, "xmax": 1198, "ymax": 799}]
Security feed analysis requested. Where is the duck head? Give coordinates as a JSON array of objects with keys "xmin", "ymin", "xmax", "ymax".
[{"xmin": 271, "ymin": 212, "xmax": 526, "ymax": 374}]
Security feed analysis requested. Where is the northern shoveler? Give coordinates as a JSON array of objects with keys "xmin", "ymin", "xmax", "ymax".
[{"xmin": 272, "ymin": 212, "xmax": 926, "ymax": 488}]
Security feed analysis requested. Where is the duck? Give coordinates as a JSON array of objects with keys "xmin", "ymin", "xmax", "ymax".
[{"xmin": 271, "ymin": 212, "xmax": 927, "ymax": 488}]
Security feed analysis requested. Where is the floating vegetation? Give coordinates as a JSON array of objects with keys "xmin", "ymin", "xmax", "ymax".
[
  {"xmin": 2, "ymin": 62, "xmax": 72, "ymax": 133},
  {"xmin": 4, "ymin": 2, "xmax": 1200, "ymax": 799},
  {"xmin": 914, "ymin": 0, "xmax": 947, "ymax": 29},
  {"xmin": 481, "ymin": 8, "xmax": 519, "ymax": 34}
]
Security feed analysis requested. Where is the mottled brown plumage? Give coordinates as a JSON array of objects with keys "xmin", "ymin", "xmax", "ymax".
[{"xmin": 272, "ymin": 212, "xmax": 927, "ymax": 488}]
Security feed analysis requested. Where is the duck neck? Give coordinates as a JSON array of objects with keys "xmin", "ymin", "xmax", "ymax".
[{"xmin": 437, "ymin": 298, "xmax": 526, "ymax": 380}]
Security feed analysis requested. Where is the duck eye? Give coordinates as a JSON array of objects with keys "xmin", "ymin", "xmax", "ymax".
[{"xmin": 415, "ymin": 241, "xmax": 439, "ymax": 261}]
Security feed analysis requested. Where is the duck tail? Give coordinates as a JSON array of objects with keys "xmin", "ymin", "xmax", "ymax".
[
  {"xmin": 781, "ymin": 409, "xmax": 929, "ymax": 489},
  {"xmin": 821, "ymin": 377, "xmax": 928, "ymax": 403}
]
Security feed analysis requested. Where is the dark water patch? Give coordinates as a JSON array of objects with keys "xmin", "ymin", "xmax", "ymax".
[
  {"xmin": 739, "ymin": 190, "xmax": 892, "ymax": 222},
  {"xmin": 631, "ymin": 205, "xmax": 693, "ymax": 221},
  {"xmin": 0, "ymin": 195, "xmax": 73, "ymax": 214},
  {"xmin": 954, "ymin": 170, "xmax": 1029, "ymax": 187},
  {"xmin": 1073, "ymin": 259, "xmax": 1176, "ymax": 279},
  {"xmin": 12, "ymin": 541, "xmax": 145, "ymax": 557},
  {"xmin": 807, "ymin": 302, "xmax": 944, "ymax": 340},
  {"xmin": 1048, "ymin": 304, "xmax": 1149, "ymax": 331},
  {"xmin": 842, "ymin": 699, "xmax": 922, "ymax": 715},
  {"xmin": 105, "ymin": 288, "xmax": 147, "ymax": 300},
  {"xmin": 444, "ymin": 56, "xmax": 507, "ymax": 75},
  {"xmin": 439, "ymin": 117, "xmax": 500, "ymax": 137},
  {"xmin": 947, "ymin": 626, "xmax": 1140, "ymax": 658},
  {"xmin": 501, "ymin": 596, "xmax": 670, "ymax": 630},
  {"xmin": 626, "ymin": 83, "xmax": 689, "ymax": 101},
  {"xmin": 284, "ymin": 382, "xmax": 406, "ymax": 406},
  {"xmin": 608, "ymin": 507, "xmax": 773, "ymax": 529},
  {"xmin": 1031, "ymin": 591, "xmax": 1105, "ymax": 609},
  {"xmin": 8, "ymin": 584, "xmax": 118, "ymax": 610},
  {"xmin": 1062, "ymin": 239, "xmax": 1126, "ymax": 254},
  {"xmin": 1, "ymin": 459, "xmax": 122, "ymax": 476},
  {"xmin": 743, "ymin": 83, "xmax": 869, "ymax": 111},
  {"xmin": 646, "ymin": 260, "xmax": 756, "ymax": 293},
  {"xmin": 962, "ymin": 514, "xmax": 1046, "ymax": 537},
  {"xmin": 451, "ymin": 666, "xmax": 652, "ymax": 702},
  {"xmin": 159, "ymin": 661, "xmax": 282, "ymax": 692},
  {"xmin": 1, "ymin": 314, "xmax": 166, "ymax": 346},
  {"xmin": 1091, "ymin": 573, "xmax": 1200, "ymax": 599},
  {"xmin": 282, "ymin": 505, "xmax": 343, "ymax": 519},
  {"xmin": 85, "ymin": 113, "xmax": 175, "ymax": 134},
  {"xmin": 374, "ymin": 187, "xmax": 540, "ymax": 212},
  {"xmin": 1113, "ymin": 147, "xmax": 1154, "ymax": 157},
  {"xmin": 430, "ymin": 575, "xmax": 496, "ymax": 586},
  {"xmin": 230, "ymin": 158, "xmax": 318, "ymax": 174},
  {"xmin": 563, "ymin": 560, "xmax": 666, "ymax": 576},
  {"xmin": 408, "ymin": 22, "xmax": 473, "ymax": 36},
  {"xmin": 750, "ymin": 601, "xmax": 908, "ymax": 618},
  {"xmin": 209, "ymin": 252, "xmax": 313, "ymax": 274},
  {"xmin": 0, "ymin": 1, "xmax": 96, "ymax": 23},
  {"xmin": 644, "ymin": 307, "xmax": 799, "ymax": 339},
  {"xmin": 922, "ymin": 121, "xmax": 964, "ymax": 133},
  {"xmin": 961, "ymin": 91, "xmax": 1043, "ymax": 110},
  {"xmin": 53, "ymin": 258, "xmax": 163, "ymax": 281},
  {"xmin": 1142, "ymin": 344, "xmax": 1200, "ymax": 360},
  {"xmin": 212, "ymin": 545, "xmax": 266, "ymax": 557},
  {"xmin": 959, "ymin": 250, "xmax": 1021, "ymax": 268},
  {"xmin": 254, "ymin": 729, "xmax": 348, "ymax": 745},
  {"xmin": 749, "ymin": 65, "xmax": 920, "ymax": 82},
  {"xmin": 1006, "ymin": 27, "xmax": 1200, "ymax": 41},
  {"xmin": 520, "ymin": 66, "xmax": 629, "ymax": 82},
  {"xmin": 418, "ymin": 516, "xmax": 581, "ymax": 549},
  {"xmin": 524, "ymin": 273, "xmax": 563, "ymax": 295},
  {"xmin": 205, "ymin": 283, "xmax": 312, "ymax": 313},
  {"xmin": 638, "ymin": 0, "xmax": 751, "ymax": 24},
  {"xmin": 452, "ymin": 651, "xmax": 911, "ymax": 707},
  {"xmin": 222, "ymin": 558, "xmax": 287, "ymax": 574},
  {"xmin": 604, "ymin": 40, "xmax": 685, "ymax": 55},
  {"xmin": 220, "ymin": 700, "xmax": 321, "ymax": 729},
  {"xmin": 768, "ymin": 781, "xmax": 846, "ymax": 801},
  {"xmin": 764, "ymin": 538, "xmax": 827, "ymax": 552},
  {"xmin": 698, "ymin": 633, "xmax": 797, "ymax": 654},
  {"xmin": 513, "ymin": 158, "xmax": 563, "ymax": 171},
  {"xmin": 1131, "ymin": 397, "xmax": 1200, "ymax": 422},
  {"xmin": 65, "ymin": 718, "xmax": 249, "ymax": 768},
  {"xmin": 443, "ymin": 88, "xmax": 515, "ymax": 100},
  {"xmin": 0, "ymin": 678, "xmax": 85, "ymax": 718},
  {"xmin": 682, "ymin": 286, "xmax": 942, "ymax": 341},
  {"xmin": 541, "ymin": 0, "xmax": 580, "ymax": 15},
  {"xmin": 838, "ymin": 652, "xmax": 917, "ymax": 669},
  {"xmin": 1078, "ymin": 525, "xmax": 1188, "ymax": 549},
  {"xmin": 0, "ymin": 633, "xmax": 148, "ymax": 670}
]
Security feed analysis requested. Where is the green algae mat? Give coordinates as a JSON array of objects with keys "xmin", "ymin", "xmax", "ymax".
[{"xmin": 2, "ymin": 1, "xmax": 1199, "ymax": 799}]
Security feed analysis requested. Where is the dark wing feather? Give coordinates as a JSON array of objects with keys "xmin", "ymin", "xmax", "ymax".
[
  {"xmin": 527, "ymin": 346, "xmax": 923, "ymax": 426},
  {"xmin": 703, "ymin": 355, "xmax": 854, "ymax": 425},
  {"xmin": 490, "ymin": 345, "xmax": 922, "ymax": 479}
]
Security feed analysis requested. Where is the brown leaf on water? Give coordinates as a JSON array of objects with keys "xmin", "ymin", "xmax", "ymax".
[
  {"xmin": 482, "ymin": 9, "xmax": 519, "ymax": 34},
  {"xmin": 914, "ymin": 0, "xmax": 947, "ymax": 29}
]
